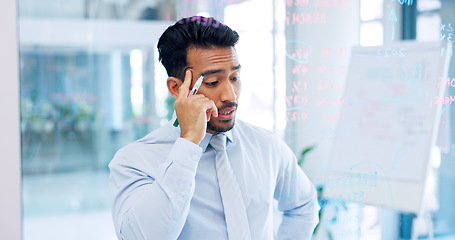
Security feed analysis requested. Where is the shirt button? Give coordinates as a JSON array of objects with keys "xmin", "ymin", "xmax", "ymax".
[{"xmin": 192, "ymin": 155, "xmax": 198, "ymax": 161}]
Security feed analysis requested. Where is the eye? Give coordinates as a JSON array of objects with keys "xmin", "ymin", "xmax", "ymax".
[
  {"xmin": 231, "ymin": 76, "xmax": 240, "ymax": 81},
  {"xmin": 204, "ymin": 81, "xmax": 218, "ymax": 87}
]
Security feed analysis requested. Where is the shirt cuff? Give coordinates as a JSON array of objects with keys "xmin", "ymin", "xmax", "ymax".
[{"xmin": 169, "ymin": 137, "xmax": 203, "ymax": 172}]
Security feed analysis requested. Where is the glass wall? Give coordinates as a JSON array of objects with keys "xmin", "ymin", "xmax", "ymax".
[
  {"xmin": 18, "ymin": 0, "xmax": 455, "ymax": 239},
  {"xmin": 19, "ymin": 28, "xmax": 164, "ymax": 239},
  {"xmin": 18, "ymin": 0, "xmax": 277, "ymax": 239}
]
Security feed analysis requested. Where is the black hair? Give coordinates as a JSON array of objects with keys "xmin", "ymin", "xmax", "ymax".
[{"xmin": 157, "ymin": 16, "xmax": 240, "ymax": 80}]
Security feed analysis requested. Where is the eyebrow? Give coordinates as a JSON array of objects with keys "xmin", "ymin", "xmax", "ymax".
[{"xmin": 201, "ymin": 64, "xmax": 241, "ymax": 77}]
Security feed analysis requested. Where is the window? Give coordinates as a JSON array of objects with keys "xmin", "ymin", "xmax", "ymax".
[
  {"xmin": 18, "ymin": 1, "xmax": 278, "ymax": 239},
  {"xmin": 360, "ymin": 0, "xmax": 384, "ymax": 46}
]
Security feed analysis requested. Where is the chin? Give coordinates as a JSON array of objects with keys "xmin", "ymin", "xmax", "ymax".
[{"xmin": 207, "ymin": 119, "xmax": 235, "ymax": 133}]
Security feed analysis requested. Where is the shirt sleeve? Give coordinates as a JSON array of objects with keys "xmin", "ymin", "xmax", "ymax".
[
  {"xmin": 109, "ymin": 137, "xmax": 202, "ymax": 240},
  {"xmin": 274, "ymin": 140, "xmax": 320, "ymax": 240}
]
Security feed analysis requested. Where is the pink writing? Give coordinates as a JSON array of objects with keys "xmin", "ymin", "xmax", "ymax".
[{"xmin": 286, "ymin": 12, "xmax": 327, "ymax": 25}]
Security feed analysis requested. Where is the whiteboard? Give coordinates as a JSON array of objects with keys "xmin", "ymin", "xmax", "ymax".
[{"xmin": 323, "ymin": 41, "xmax": 451, "ymax": 214}]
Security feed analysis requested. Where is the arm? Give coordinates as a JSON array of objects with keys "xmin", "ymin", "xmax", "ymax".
[
  {"xmin": 274, "ymin": 142, "xmax": 320, "ymax": 240},
  {"xmin": 109, "ymin": 137, "xmax": 202, "ymax": 239},
  {"xmin": 109, "ymin": 70, "xmax": 217, "ymax": 239}
]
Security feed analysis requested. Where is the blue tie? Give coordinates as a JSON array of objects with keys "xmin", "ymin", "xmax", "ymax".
[{"xmin": 210, "ymin": 134, "xmax": 251, "ymax": 240}]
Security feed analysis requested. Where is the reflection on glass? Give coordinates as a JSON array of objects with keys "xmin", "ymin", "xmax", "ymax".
[
  {"xmin": 20, "ymin": 48, "xmax": 165, "ymax": 239},
  {"xmin": 19, "ymin": 1, "xmax": 277, "ymax": 239}
]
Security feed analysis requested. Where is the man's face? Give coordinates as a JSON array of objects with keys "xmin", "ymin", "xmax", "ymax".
[{"xmin": 186, "ymin": 46, "xmax": 241, "ymax": 133}]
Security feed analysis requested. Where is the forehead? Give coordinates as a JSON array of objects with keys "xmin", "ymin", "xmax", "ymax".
[{"xmin": 186, "ymin": 46, "xmax": 239, "ymax": 71}]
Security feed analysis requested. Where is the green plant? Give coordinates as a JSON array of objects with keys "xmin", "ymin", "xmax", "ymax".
[{"xmin": 297, "ymin": 145, "xmax": 316, "ymax": 167}]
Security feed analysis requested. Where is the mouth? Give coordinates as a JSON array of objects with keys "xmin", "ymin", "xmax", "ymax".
[{"xmin": 216, "ymin": 106, "xmax": 236, "ymax": 121}]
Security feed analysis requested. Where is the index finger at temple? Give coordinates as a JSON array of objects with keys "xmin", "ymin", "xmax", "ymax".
[{"xmin": 178, "ymin": 70, "xmax": 192, "ymax": 99}]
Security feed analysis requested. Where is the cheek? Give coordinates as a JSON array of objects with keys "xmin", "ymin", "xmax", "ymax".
[
  {"xmin": 199, "ymin": 89, "xmax": 218, "ymax": 102},
  {"xmin": 234, "ymin": 83, "xmax": 241, "ymax": 99}
]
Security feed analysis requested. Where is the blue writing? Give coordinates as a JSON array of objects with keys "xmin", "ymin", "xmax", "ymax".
[
  {"xmin": 401, "ymin": 64, "xmax": 422, "ymax": 83},
  {"xmin": 398, "ymin": 0, "xmax": 413, "ymax": 6},
  {"xmin": 324, "ymin": 172, "xmax": 378, "ymax": 189},
  {"xmin": 441, "ymin": 46, "xmax": 453, "ymax": 58}
]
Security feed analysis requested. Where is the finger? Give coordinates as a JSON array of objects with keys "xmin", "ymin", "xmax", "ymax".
[
  {"xmin": 205, "ymin": 102, "xmax": 217, "ymax": 122},
  {"xmin": 206, "ymin": 111, "xmax": 211, "ymax": 122},
  {"xmin": 208, "ymin": 101, "xmax": 218, "ymax": 118},
  {"xmin": 199, "ymin": 98, "xmax": 218, "ymax": 119},
  {"xmin": 178, "ymin": 70, "xmax": 192, "ymax": 100}
]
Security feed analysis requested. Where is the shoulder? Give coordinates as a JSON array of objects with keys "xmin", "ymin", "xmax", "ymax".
[
  {"xmin": 111, "ymin": 121, "xmax": 179, "ymax": 166},
  {"xmin": 137, "ymin": 121, "xmax": 180, "ymax": 145},
  {"xmin": 233, "ymin": 120, "xmax": 288, "ymax": 149},
  {"xmin": 234, "ymin": 119, "xmax": 275, "ymax": 138},
  {"xmin": 233, "ymin": 120, "xmax": 296, "ymax": 172}
]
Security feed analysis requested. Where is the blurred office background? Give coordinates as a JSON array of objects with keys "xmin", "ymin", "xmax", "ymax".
[{"xmin": 7, "ymin": 0, "xmax": 454, "ymax": 239}]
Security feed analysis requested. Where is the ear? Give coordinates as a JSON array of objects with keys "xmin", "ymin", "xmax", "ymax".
[{"xmin": 167, "ymin": 76, "xmax": 182, "ymax": 99}]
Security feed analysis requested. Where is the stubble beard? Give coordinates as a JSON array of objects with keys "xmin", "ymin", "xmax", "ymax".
[
  {"xmin": 207, "ymin": 102, "xmax": 237, "ymax": 133},
  {"xmin": 207, "ymin": 118, "xmax": 235, "ymax": 133}
]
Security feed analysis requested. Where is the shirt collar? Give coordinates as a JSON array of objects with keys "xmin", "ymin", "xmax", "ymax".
[
  {"xmin": 200, "ymin": 133, "xmax": 212, "ymax": 152},
  {"xmin": 171, "ymin": 111, "xmax": 235, "ymax": 151},
  {"xmin": 200, "ymin": 129, "xmax": 234, "ymax": 152}
]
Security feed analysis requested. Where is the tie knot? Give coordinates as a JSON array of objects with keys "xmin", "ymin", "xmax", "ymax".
[{"xmin": 210, "ymin": 134, "xmax": 227, "ymax": 152}]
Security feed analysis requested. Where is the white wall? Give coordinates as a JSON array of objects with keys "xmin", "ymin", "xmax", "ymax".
[{"xmin": 0, "ymin": 1, "xmax": 22, "ymax": 240}]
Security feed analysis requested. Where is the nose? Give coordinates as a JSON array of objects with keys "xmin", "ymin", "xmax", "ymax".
[{"xmin": 220, "ymin": 80, "xmax": 237, "ymax": 102}]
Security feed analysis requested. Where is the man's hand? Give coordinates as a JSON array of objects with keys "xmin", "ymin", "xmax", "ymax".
[{"xmin": 174, "ymin": 70, "xmax": 218, "ymax": 145}]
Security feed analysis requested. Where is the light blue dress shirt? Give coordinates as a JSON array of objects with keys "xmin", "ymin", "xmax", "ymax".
[{"xmin": 109, "ymin": 119, "xmax": 320, "ymax": 240}]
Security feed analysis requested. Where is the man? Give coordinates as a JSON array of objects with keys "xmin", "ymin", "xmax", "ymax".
[{"xmin": 109, "ymin": 16, "xmax": 319, "ymax": 239}]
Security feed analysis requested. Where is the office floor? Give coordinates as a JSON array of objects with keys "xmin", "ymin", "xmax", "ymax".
[
  {"xmin": 22, "ymin": 170, "xmax": 116, "ymax": 240},
  {"xmin": 24, "ymin": 211, "xmax": 116, "ymax": 240}
]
